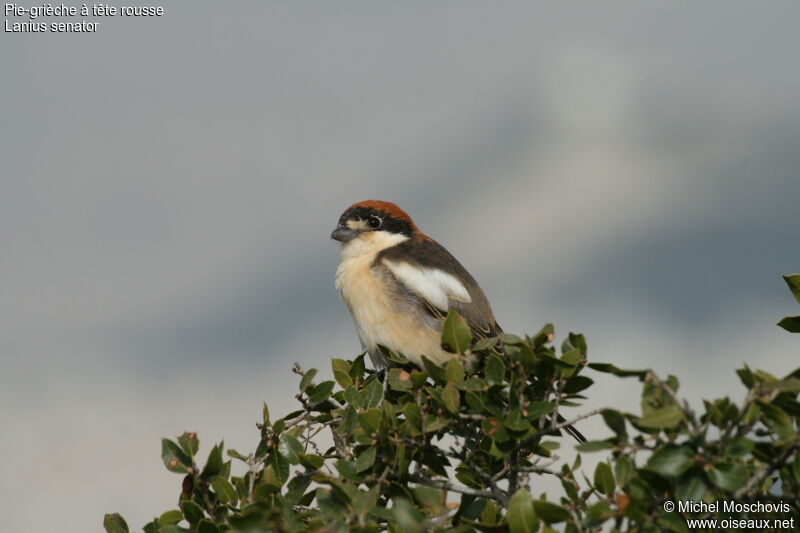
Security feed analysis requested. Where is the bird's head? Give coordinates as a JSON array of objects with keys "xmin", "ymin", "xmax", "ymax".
[{"xmin": 331, "ymin": 200, "xmax": 425, "ymax": 252}]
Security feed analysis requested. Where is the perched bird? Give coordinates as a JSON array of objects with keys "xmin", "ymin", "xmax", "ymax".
[
  {"xmin": 331, "ymin": 200, "xmax": 500, "ymax": 368},
  {"xmin": 331, "ymin": 200, "xmax": 585, "ymax": 442}
]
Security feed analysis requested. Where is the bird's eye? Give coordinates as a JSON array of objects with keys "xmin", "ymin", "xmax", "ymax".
[{"xmin": 367, "ymin": 215, "xmax": 382, "ymax": 229}]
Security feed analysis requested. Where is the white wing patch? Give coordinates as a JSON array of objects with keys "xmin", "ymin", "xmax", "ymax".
[{"xmin": 383, "ymin": 259, "xmax": 472, "ymax": 311}]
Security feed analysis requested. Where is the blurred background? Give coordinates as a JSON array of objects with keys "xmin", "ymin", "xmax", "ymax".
[{"xmin": 2, "ymin": 2, "xmax": 799, "ymax": 531}]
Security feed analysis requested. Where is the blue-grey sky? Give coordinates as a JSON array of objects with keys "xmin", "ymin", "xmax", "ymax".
[{"xmin": 2, "ymin": 2, "xmax": 799, "ymax": 532}]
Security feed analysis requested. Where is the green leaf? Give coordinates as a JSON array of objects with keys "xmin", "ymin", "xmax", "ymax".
[
  {"xmin": 332, "ymin": 359, "xmax": 353, "ymax": 388},
  {"xmin": 517, "ymin": 343, "xmax": 536, "ymax": 369},
  {"xmin": 338, "ymin": 407, "xmax": 358, "ymax": 435},
  {"xmin": 393, "ymin": 497, "xmax": 424, "ymax": 532},
  {"xmin": 411, "ymin": 369, "xmax": 428, "ymax": 388},
  {"xmin": 594, "ymin": 462, "xmax": 615, "ymax": 495},
  {"xmin": 334, "ymin": 459, "xmax": 362, "ymax": 482},
  {"xmin": 200, "ymin": 442, "xmax": 224, "ymax": 480},
  {"xmin": 307, "ymin": 380, "xmax": 335, "ymax": 405},
  {"xmin": 585, "ymin": 501, "xmax": 613, "ymax": 527},
  {"xmin": 356, "ymin": 446, "xmax": 376, "ymax": 472},
  {"xmin": 155, "ymin": 526, "xmax": 186, "ymax": 533},
  {"xmin": 770, "ymin": 377, "xmax": 800, "ymax": 393},
  {"xmin": 413, "ymin": 485, "xmax": 444, "ymax": 515},
  {"xmin": 706, "ymin": 462, "xmax": 748, "ymax": 492},
  {"xmin": 778, "ymin": 316, "xmax": 800, "ymax": 333},
  {"xmin": 103, "ymin": 514, "xmax": 129, "ymax": 533},
  {"xmin": 211, "ymin": 477, "xmax": 238, "ymax": 503},
  {"xmin": 158, "ymin": 510, "xmax": 183, "ymax": 526},
  {"xmin": 537, "ymin": 350, "xmax": 575, "ymax": 368},
  {"xmin": 637, "ymin": 405, "xmax": 684, "ymax": 429},
  {"xmin": 647, "ymin": 445, "xmax": 694, "ymax": 478},
  {"xmin": 161, "ymin": 439, "xmax": 192, "ymax": 473},
  {"xmin": 601, "ymin": 409, "xmax": 627, "ymax": 437},
  {"xmin": 349, "ymin": 353, "xmax": 366, "ymax": 382},
  {"xmin": 343, "ymin": 385, "xmax": 364, "ymax": 408},
  {"xmin": 227, "ymin": 448, "xmax": 248, "ymax": 462},
  {"xmin": 260, "ymin": 464, "xmax": 281, "ymax": 491},
  {"xmin": 177, "ymin": 432, "xmax": 199, "ymax": 457},
  {"xmin": 485, "ymin": 354, "xmax": 506, "ymax": 385},
  {"xmin": 285, "ymin": 475, "xmax": 311, "ymax": 506},
  {"xmin": 362, "ymin": 379, "xmax": 384, "ymax": 408},
  {"xmin": 575, "ymin": 440, "xmax": 613, "ymax": 452},
  {"xmin": 736, "ymin": 366, "xmax": 755, "ymax": 388},
  {"xmin": 180, "ymin": 500, "xmax": 204, "ymax": 525},
  {"xmin": 358, "ymin": 408, "xmax": 383, "ymax": 434},
  {"xmin": 588, "ymin": 362, "xmax": 648, "ymax": 378},
  {"xmin": 793, "ymin": 450, "xmax": 800, "ymax": 483},
  {"xmin": 278, "ymin": 433, "xmax": 303, "ymax": 464},
  {"xmin": 458, "ymin": 377, "xmax": 487, "ymax": 391},
  {"xmin": 783, "ymin": 274, "xmax": 800, "ymax": 303},
  {"xmin": 331, "ymin": 358, "xmax": 350, "ymax": 376},
  {"xmin": 758, "ymin": 400, "xmax": 792, "ymax": 428},
  {"xmin": 268, "ymin": 448, "xmax": 290, "ymax": 484},
  {"xmin": 563, "ymin": 332, "xmax": 587, "ymax": 355},
  {"xmin": 505, "ymin": 410, "xmax": 532, "ymax": 432},
  {"xmin": 676, "ymin": 472, "xmax": 708, "ymax": 502},
  {"xmin": 421, "ymin": 356, "xmax": 447, "ymax": 382},
  {"xmin": 508, "ymin": 489, "xmax": 538, "ymax": 533},
  {"xmin": 658, "ymin": 512, "xmax": 690, "ymax": 533},
  {"xmin": 614, "ymin": 455, "xmax": 634, "ymax": 487},
  {"xmin": 298, "ymin": 453, "xmax": 324, "ymax": 470},
  {"xmin": 563, "ymin": 375, "xmax": 593, "ymax": 393},
  {"xmin": 262, "ymin": 402, "xmax": 271, "ymax": 427},
  {"xmin": 725, "ymin": 437, "xmax": 755, "ymax": 457},
  {"xmin": 197, "ymin": 520, "xmax": 221, "ymax": 533},
  {"xmin": 443, "ymin": 382, "xmax": 460, "ymax": 413},
  {"xmin": 532, "ymin": 500, "xmax": 570, "ymax": 523},
  {"xmin": 445, "ymin": 357, "xmax": 465, "ymax": 383},
  {"xmin": 531, "ymin": 323, "xmax": 555, "ymax": 347},
  {"xmin": 559, "ymin": 348, "xmax": 581, "ymax": 376},
  {"xmin": 388, "ymin": 368, "xmax": 414, "ymax": 391},
  {"xmin": 441, "ymin": 310, "xmax": 472, "ymax": 354},
  {"xmin": 526, "ymin": 401, "xmax": 556, "ymax": 420},
  {"xmin": 299, "ymin": 368, "xmax": 318, "ymax": 392},
  {"xmin": 404, "ymin": 403, "xmax": 422, "ymax": 427},
  {"xmin": 473, "ymin": 336, "xmax": 500, "ymax": 351},
  {"xmin": 423, "ymin": 414, "xmax": 450, "ymax": 433}
]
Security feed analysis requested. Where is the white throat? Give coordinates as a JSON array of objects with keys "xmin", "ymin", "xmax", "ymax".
[{"xmin": 338, "ymin": 231, "xmax": 410, "ymax": 262}]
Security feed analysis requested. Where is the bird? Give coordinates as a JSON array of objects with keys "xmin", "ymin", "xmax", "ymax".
[{"xmin": 331, "ymin": 200, "xmax": 585, "ymax": 442}]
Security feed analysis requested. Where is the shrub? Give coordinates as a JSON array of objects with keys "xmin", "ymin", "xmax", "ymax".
[{"xmin": 105, "ymin": 275, "xmax": 800, "ymax": 532}]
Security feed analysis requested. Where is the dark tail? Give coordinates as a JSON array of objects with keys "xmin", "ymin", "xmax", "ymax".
[{"xmin": 557, "ymin": 413, "xmax": 587, "ymax": 443}]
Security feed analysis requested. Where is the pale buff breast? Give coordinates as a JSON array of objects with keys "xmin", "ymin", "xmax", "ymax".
[{"xmin": 335, "ymin": 233, "xmax": 453, "ymax": 368}]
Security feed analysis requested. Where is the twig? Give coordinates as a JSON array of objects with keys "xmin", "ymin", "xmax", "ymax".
[
  {"xmin": 550, "ymin": 382, "xmax": 562, "ymax": 432},
  {"xmin": 458, "ymin": 450, "xmax": 509, "ymax": 506},
  {"xmin": 721, "ymin": 388, "xmax": 761, "ymax": 445},
  {"xmin": 330, "ymin": 425, "xmax": 348, "ymax": 460},
  {"xmin": 403, "ymin": 473, "xmax": 500, "ymax": 502},
  {"xmin": 508, "ymin": 448, "xmax": 519, "ymax": 496},
  {"xmin": 733, "ymin": 441, "xmax": 800, "ymax": 499},
  {"xmin": 647, "ymin": 372, "xmax": 700, "ymax": 432},
  {"xmin": 519, "ymin": 409, "xmax": 603, "ymax": 452},
  {"xmin": 549, "ymin": 408, "xmax": 603, "ymax": 433},
  {"xmin": 567, "ymin": 505, "xmax": 586, "ymax": 533},
  {"xmin": 247, "ymin": 453, "xmax": 258, "ymax": 503}
]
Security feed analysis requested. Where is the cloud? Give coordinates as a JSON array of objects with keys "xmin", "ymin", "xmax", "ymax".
[{"xmin": 2, "ymin": 3, "xmax": 800, "ymax": 531}]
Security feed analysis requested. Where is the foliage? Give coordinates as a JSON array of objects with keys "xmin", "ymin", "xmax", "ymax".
[
  {"xmin": 777, "ymin": 274, "xmax": 800, "ymax": 333},
  {"xmin": 105, "ymin": 279, "xmax": 800, "ymax": 532}
]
